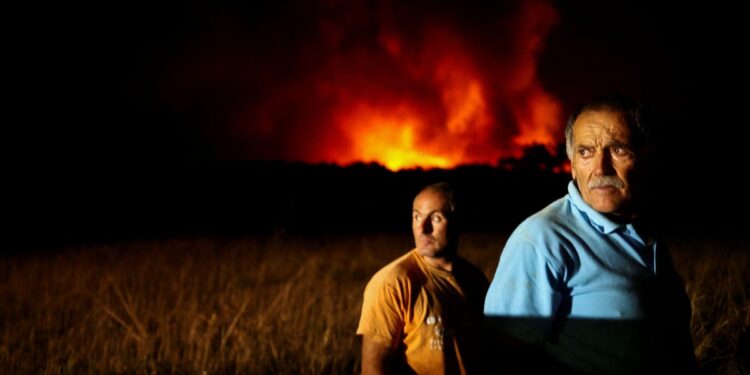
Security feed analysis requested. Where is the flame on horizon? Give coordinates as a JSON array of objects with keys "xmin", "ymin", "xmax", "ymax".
[{"xmin": 165, "ymin": 0, "xmax": 563, "ymax": 170}]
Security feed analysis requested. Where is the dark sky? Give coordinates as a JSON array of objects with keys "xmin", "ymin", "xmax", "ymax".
[{"xmin": 7, "ymin": 1, "xmax": 749, "ymax": 244}]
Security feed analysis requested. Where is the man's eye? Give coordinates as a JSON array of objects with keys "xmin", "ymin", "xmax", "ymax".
[
  {"xmin": 578, "ymin": 148, "xmax": 591, "ymax": 157},
  {"xmin": 612, "ymin": 146, "xmax": 631, "ymax": 157},
  {"xmin": 432, "ymin": 215, "xmax": 443, "ymax": 223}
]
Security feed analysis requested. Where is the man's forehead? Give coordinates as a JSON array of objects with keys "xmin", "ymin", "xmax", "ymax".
[
  {"xmin": 413, "ymin": 206, "xmax": 449, "ymax": 213},
  {"xmin": 574, "ymin": 112, "xmax": 631, "ymax": 141},
  {"xmin": 576, "ymin": 108, "xmax": 626, "ymax": 124},
  {"xmin": 413, "ymin": 191, "xmax": 450, "ymax": 210}
]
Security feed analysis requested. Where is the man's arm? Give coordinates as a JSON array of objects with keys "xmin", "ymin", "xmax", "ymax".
[
  {"xmin": 361, "ymin": 335, "xmax": 397, "ymax": 375},
  {"xmin": 484, "ymin": 235, "xmax": 563, "ymax": 343}
]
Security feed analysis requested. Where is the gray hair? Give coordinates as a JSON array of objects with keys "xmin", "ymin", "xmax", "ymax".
[{"xmin": 565, "ymin": 95, "xmax": 649, "ymax": 160}]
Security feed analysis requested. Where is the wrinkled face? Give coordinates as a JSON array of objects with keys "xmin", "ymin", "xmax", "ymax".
[
  {"xmin": 570, "ymin": 109, "xmax": 639, "ymax": 217},
  {"xmin": 412, "ymin": 189, "xmax": 454, "ymax": 259}
]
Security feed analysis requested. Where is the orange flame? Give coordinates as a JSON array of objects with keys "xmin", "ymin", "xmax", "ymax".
[
  {"xmin": 342, "ymin": 104, "xmax": 452, "ymax": 170},
  {"xmin": 331, "ymin": 10, "xmax": 561, "ymax": 170},
  {"xmin": 337, "ymin": 32, "xmax": 497, "ymax": 170},
  {"xmin": 165, "ymin": 1, "xmax": 563, "ymax": 170}
]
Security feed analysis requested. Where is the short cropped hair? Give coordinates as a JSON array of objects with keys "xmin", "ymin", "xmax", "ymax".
[
  {"xmin": 565, "ymin": 95, "xmax": 650, "ymax": 160},
  {"xmin": 418, "ymin": 182, "xmax": 456, "ymax": 215}
]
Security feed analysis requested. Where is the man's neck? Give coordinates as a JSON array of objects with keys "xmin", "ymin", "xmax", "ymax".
[{"xmin": 421, "ymin": 253, "xmax": 455, "ymax": 272}]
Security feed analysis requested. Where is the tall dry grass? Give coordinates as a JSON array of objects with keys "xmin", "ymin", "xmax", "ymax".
[
  {"xmin": 669, "ymin": 238, "xmax": 750, "ymax": 375},
  {"xmin": 0, "ymin": 234, "xmax": 747, "ymax": 374}
]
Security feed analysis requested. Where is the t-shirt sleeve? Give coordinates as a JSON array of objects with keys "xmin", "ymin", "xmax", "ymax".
[
  {"xmin": 356, "ymin": 273, "xmax": 405, "ymax": 348},
  {"xmin": 484, "ymin": 232, "xmax": 563, "ymax": 318}
]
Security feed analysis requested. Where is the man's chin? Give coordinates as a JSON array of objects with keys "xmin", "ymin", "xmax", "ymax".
[
  {"xmin": 419, "ymin": 245, "xmax": 452, "ymax": 256},
  {"xmin": 591, "ymin": 199, "xmax": 626, "ymax": 214},
  {"xmin": 416, "ymin": 247, "xmax": 438, "ymax": 256}
]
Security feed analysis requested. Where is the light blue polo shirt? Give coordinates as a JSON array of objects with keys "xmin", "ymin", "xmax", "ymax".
[
  {"xmin": 484, "ymin": 181, "xmax": 662, "ymax": 319},
  {"xmin": 483, "ymin": 181, "xmax": 696, "ymax": 374}
]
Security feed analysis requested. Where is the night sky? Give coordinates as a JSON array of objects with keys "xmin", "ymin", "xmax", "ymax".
[
  {"xmin": 12, "ymin": 1, "xmax": 746, "ymax": 162},
  {"xmin": 8, "ymin": 1, "xmax": 749, "ymax": 246}
]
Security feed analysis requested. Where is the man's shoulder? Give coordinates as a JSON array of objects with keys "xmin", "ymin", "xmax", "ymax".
[
  {"xmin": 368, "ymin": 250, "xmax": 423, "ymax": 288},
  {"xmin": 502, "ymin": 195, "xmax": 582, "ymax": 267},
  {"xmin": 514, "ymin": 195, "xmax": 574, "ymax": 237}
]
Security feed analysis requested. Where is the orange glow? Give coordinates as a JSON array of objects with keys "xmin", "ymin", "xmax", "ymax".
[
  {"xmin": 512, "ymin": 90, "xmax": 562, "ymax": 153},
  {"xmin": 444, "ymin": 80, "xmax": 489, "ymax": 134},
  {"xmin": 171, "ymin": 1, "xmax": 565, "ymax": 169},
  {"xmin": 334, "ymin": 28, "xmax": 501, "ymax": 170},
  {"xmin": 323, "ymin": 4, "xmax": 564, "ymax": 170},
  {"xmin": 562, "ymin": 161, "xmax": 571, "ymax": 174},
  {"xmin": 359, "ymin": 124, "xmax": 452, "ymax": 170},
  {"xmin": 337, "ymin": 64, "xmax": 495, "ymax": 170},
  {"xmin": 341, "ymin": 104, "xmax": 455, "ymax": 170}
]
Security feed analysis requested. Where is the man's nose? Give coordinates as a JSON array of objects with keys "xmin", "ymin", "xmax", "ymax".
[
  {"xmin": 419, "ymin": 218, "xmax": 434, "ymax": 234},
  {"xmin": 593, "ymin": 149, "xmax": 615, "ymax": 176}
]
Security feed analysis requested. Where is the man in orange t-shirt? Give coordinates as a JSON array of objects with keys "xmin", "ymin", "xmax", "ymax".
[{"xmin": 357, "ymin": 183, "xmax": 489, "ymax": 374}]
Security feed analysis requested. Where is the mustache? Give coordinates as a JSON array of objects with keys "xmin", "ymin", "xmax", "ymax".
[{"xmin": 588, "ymin": 176, "xmax": 625, "ymax": 190}]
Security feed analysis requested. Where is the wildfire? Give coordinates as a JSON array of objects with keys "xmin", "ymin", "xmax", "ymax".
[
  {"xmin": 165, "ymin": 0, "xmax": 563, "ymax": 170},
  {"xmin": 343, "ymin": 106, "xmax": 452, "ymax": 170},
  {"xmin": 331, "ymin": 14, "xmax": 560, "ymax": 170}
]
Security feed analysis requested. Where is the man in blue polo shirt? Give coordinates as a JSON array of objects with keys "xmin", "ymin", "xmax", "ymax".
[{"xmin": 484, "ymin": 96, "xmax": 697, "ymax": 374}]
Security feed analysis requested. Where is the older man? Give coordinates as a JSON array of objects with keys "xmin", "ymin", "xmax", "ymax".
[
  {"xmin": 357, "ymin": 183, "xmax": 489, "ymax": 374},
  {"xmin": 484, "ymin": 96, "xmax": 698, "ymax": 374}
]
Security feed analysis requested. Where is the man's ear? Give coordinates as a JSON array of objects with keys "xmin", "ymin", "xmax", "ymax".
[{"xmin": 570, "ymin": 160, "xmax": 576, "ymax": 180}]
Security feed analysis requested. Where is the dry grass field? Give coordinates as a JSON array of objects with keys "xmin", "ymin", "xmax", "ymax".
[{"xmin": 1, "ymin": 234, "xmax": 748, "ymax": 374}]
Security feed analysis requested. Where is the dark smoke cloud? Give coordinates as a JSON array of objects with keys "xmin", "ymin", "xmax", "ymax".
[{"xmin": 159, "ymin": 0, "xmax": 560, "ymax": 164}]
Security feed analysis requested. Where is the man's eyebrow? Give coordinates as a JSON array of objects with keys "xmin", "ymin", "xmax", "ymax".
[{"xmin": 606, "ymin": 140, "xmax": 632, "ymax": 148}]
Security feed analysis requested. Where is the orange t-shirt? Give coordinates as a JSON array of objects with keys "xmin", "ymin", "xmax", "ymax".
[{"xmin": 357, "ymin": 249, "xmax": 489, "ymax": 374}]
